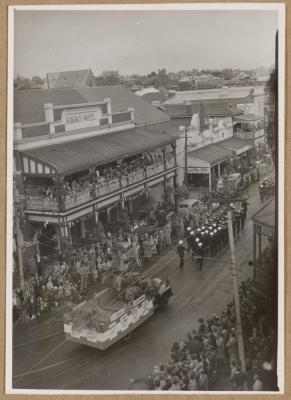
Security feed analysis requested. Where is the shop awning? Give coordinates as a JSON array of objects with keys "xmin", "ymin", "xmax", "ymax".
[
  {"xmin": 252, "ymin": 200, "xmax": 275, "ymax": 232},
  {"xmin": 233, "ymin": 114, "xmax": 264, "ymax": 122},
  {"xmin": 20, "ymin": 125, "xmax": 176, "ymax": 175},
  {"xmin": 188, "ymin": 144, "xmax": 233, "ymax": 166},
  {"xmin": 218, "ymin": 137, "xmax": 253, "ymax": 155}
]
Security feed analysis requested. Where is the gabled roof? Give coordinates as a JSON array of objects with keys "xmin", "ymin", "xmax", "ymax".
[
  {"xmin": 45, "ymin": 69, "xmax": 94, "ymax": 89},
  {"xmin": 20, "ymin": 124, "xmax": 176, "ymax": 175},
  {"xmin": 14, "ymin": 86, "xmax": 169, "ymax": 126}
]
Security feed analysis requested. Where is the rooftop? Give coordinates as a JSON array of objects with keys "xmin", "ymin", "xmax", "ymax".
[
  {"xmin": 45, "ymin": 69, "xmax": 94, "ymax": 89},
  {"xmin": 21, "ymin": 122, "xmax": 176, "ymax": 175},
  {"xmin": 163, "ymin": 86, "xmax": 265, "ymax": 105},
  {"xmin": 14, "ymin": 85, "xmax": 169, "ymax": 127},
  {"xmin": 188, "ymin": 143, "xmax": 233, "ymax": 166}
]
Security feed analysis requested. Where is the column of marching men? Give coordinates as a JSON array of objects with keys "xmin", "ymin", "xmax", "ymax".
[{"xmin": 177, "ymin": 200, "xmax": 248, "ymax": 271}]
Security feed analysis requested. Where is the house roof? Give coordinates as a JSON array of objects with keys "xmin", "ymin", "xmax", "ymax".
[
  {"xmin": 163, "ymin": 86, "xmax": 265, "ymax": 105},
  {"xmin": 20, "ymin": 123, "xmax": 176, "ymax": 175},
  {"xmin": 164, "ymin": 101, "xmax": 241, "ymax": 118},
  {"xmin": 45, "ymin": 69, "xmax": 94, "ymax": 89},
  {"xmin": 188, "ymin": 144, "xmax": 233, "ymax": 166},
  {"xmin": 134, "ymin": 87, "xmax": 160, "ymax": 96},
  {"xmin": 217, "ymin": 137, "xmax": 253, "ymax": 155},
  {"xmin": 14, "ymin": 86, "xmax": 169, "ymax": 127},
  {"xmin": 252, "ymin": 200, "xmax": 275, "ymax": 231},
  {"xmin": 203, "ymin": 102, "xmax": 243, "ymax": 117}
]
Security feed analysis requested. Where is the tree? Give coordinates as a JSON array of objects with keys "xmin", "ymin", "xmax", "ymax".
[
  {"xmin": 98, "ymin": 70, "xmax": 120, "ymax": 85},
  {"xmin": 31, "ymin": 75, "xmax": 44, "ymax": 85}
]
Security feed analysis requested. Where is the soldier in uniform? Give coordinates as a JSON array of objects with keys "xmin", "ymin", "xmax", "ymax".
[
  {"xmin": 187, "ymin": 231, "xmax": 196, "ymax": 256},
  {"xmin": 217, "ymin": 226, "xmax": 223, "ymax": 252},
  {"xmin": 209, "ymin": 231, "xmax": 215, "ymax": 257},
  {"xmin": 177, "ymin": 240, "xmax": 187, "ymax": 269},
  {"xmin": 196, "ymin": 242, "xmax": 205, "ymax": 271}
]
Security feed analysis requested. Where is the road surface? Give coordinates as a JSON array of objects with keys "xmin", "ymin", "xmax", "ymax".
[{"xmin": 12, "ymin": 183, "xmax": 264, "ymax": 390}]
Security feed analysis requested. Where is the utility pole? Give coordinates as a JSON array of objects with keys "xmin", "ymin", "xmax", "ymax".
[
  {"xmin": 14, "ymin": 188, "xmax": 25, "ymax": 291},
  {"xmin": 227, "ymin": 210, "xmax": 247, "ymax": 380},
  {"xmin": 184, "ymin": 127, "xmax": 188, "ymax": 187}
]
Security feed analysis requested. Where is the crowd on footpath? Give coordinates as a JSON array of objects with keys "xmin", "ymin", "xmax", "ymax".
[
  {"xmin": 13, "ymin": 201, "xmax": 181, "ymax": 322},
  {"xmin": 259, "ymin": 175, "xmax": 275, "ymax": 203},
  {"xmin": 148, "ymin": 279, "xmax": 277, "ymax": 391},
  {"xmin": 176, "ymin": 200, "xmax": 248, "ymax": 271}
]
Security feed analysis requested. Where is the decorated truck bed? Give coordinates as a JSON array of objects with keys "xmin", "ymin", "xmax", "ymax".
[{"xmin": 64, "ymin": 273, "xmax": 172, "ymax": 350}]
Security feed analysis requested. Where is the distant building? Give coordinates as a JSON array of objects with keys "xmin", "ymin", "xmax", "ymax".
[
  {"xmin": 134, "ymin": 87, "xmax": 166, "ymax": 107},
  {"xmin": 234, "ymin": 71, "xmax": 250, "ymax": 80},
  {"xmin": 44, "ymin": 69, "xmax": 96, "ymax": 89}
]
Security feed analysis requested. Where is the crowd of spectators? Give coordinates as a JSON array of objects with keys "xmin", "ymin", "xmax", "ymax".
[
  {"xmin": 149, "ymin": 279, "xmax": 277, "ymax": 391},
  {"xmin": 13, "ymin": 204, "xmax": 181, "ymax": 322},
  {"xmin": 25, "ymin": 148, "xmax": 174, "ymax": 209}
]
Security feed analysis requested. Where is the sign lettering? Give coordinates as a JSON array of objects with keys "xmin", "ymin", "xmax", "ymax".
[{"xmin": 62, "ymin": 107, "xmax": 103, "ymax": 131}]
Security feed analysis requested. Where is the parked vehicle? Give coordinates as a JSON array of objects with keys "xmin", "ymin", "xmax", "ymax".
[{"xmin": 177, "ymin": 199, "xmax": 201, "ymax": 216}]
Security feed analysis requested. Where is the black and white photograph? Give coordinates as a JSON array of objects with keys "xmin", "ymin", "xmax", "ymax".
[{"xmin": 6, "ymin": 3, "xmax": 285, "ymax": 394}]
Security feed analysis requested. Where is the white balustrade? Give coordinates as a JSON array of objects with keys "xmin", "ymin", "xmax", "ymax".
[{"xmin": 26, "ymin": 196, "xmax": 59, "ymax": 211}]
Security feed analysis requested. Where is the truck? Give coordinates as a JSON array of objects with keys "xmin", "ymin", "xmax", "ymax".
[{"xmin": 64, "ymin": 272, "xmax": 173, "ymax": 350}]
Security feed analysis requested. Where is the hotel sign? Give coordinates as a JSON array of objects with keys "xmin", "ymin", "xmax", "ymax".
[{"xmin": 62, "ymin": 107, "xmax": 103, "ymax": 131}]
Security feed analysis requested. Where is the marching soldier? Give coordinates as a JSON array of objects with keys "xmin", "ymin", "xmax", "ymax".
[
  {"xmin": 196, "ymin": 242, "xmax": 205, "ymax": 271},
  {"xmin": 177, "ymin": 240, "xmax": 187, "ymax": 269},
  {"xmin": 217, "ymin": 226, "xmax": 223, "ymax": 252},
  {"xmin": 209, "ymin": 231, "xmax": 215, "ymax": 257}
]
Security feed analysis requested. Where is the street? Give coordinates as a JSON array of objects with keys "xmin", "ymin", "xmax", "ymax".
[{"xmin": 13, "ymin": 183, "xmax": 262, "ymax": 390}]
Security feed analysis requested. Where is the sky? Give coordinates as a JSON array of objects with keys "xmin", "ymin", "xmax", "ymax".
[{"xmin": 13, "ymin": 9, "xmax": 278, "ymax": 78}]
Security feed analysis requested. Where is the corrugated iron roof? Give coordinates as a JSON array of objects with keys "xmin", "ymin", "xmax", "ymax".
[
  {"xmin": 218, "ymin": 137, "xmax": 253, "ymax": 150},
  {"xmin": 188, "ymin": 144, "xmax": 233, "ymax": 166},
  {"xmin": 252, "ymin": 200, "xmax": 275, "ymax": 230},
  {"xmin": 21, "ymin": 124, "xmax": 176, "ymax": 175},
  {"xmin": 233, "ymin": 114, "xmax": 264, "ymax": 122},
  {"xmin": 14, "ymin": 86, "xmax": 169, "ymax": 127}
]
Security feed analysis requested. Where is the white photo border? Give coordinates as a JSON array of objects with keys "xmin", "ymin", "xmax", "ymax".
[{"xmin": 6, "ymin": 2, "xmax": 285, "ymax": 395}]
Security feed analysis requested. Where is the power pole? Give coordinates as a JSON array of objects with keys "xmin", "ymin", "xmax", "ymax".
[
  {"xmin": 227, "ymin": 210, "xmax": 247, "ymax": 381},
  {"xmin": 14, "ymin": 189, "xmax": 25, "ymax": 291},
  {"xmin": 184, "ymin": 127, "xmax": 188, "ymax": 187}
]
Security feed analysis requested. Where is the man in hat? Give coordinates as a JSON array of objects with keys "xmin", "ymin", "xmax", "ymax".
[
  {"xmin": 196, "ymin": 242, "xmax": 205, "ymax": 271},
  {"xmin": 177, "ymin": 240, "xmax": 187, "ymax": 269}
]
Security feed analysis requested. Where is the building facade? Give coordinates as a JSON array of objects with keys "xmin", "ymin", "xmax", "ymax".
[
  {"xmin": 163, "ymin": 86, "xmax": 267, "ymax": 189},
  {"xmin": 14, "ymin": 86, "xmax": 178, "ymax": 254}
]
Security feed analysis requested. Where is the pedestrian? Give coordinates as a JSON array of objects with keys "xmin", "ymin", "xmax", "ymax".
[
  {"xmin": 231, "ymin": 365, "xmax": 247, "ymax": 390},
  {"xmin": 252, "ymin": 374, "xmax": 263, "ymax": 391},
  {"xmin": 177, "ymin": 240, "xmax": 187, "ymax": 269},
  {"xmin": 34, "ymin": 250, "xmax": 42, "ymax": 276},
  {"xmin": 240, "ymin": 208, "xmax": 246, "ymax": 230}
]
